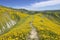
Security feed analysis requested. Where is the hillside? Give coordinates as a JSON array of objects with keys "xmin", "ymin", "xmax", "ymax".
[{"xmin": 0, "ymin": 6, "xmax": 60, "ymax": 40}]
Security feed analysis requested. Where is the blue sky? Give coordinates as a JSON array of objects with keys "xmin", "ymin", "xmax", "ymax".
[
  {"xmin": 0, "ymin": 0, "xmax": 47, "ymax": 7},
  {"xmin": 0, "ymin": 0, "xmax": 60, "ymax": 11}
]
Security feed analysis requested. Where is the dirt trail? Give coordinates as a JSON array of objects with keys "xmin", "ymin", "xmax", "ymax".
[{"xmin": 27, "ymin": 16, "xmax": 39, "ymax": 40}]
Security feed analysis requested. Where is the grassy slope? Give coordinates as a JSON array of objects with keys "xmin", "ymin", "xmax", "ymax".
[
  {"xmin": 0, "ymin": 6, "xmax": 60, "ymax": 40},
  {"xmin": 32, "ymin": 13, "xmax": 60, "ymax": 40},
  {"xmin": 0, "ymin": 6, "xmax": 32, "ymax": 40}
]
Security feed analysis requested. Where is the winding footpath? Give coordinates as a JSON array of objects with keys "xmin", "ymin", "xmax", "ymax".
[{"xmin": 27, "ymin": 16, "xmax": 39, "ymax": 40}]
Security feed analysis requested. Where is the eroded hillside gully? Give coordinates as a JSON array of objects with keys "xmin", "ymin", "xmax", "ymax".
[{"xmin": 0, "ymin": 13, "xmax": 17, "ymax": 35}]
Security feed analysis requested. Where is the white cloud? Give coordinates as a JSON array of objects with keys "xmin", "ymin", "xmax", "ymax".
[
  {"xmin": 30, "ymin": 0, "xmax": 60, "ymax": 8},
  {"xmin": 18, "ymin": 0, "xmax": 60, "ymax": 10}
]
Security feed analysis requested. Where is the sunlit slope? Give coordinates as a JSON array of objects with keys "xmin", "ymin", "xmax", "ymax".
[
  {"xmin": 0, "ymin": 6, "xmax": 60, "ymax": 40},
  {"xmin": 0, "ymin": 6, "xmax": 32, "ymax": 40},
  {"xmin": 32, "ymin": 13, "xmax": 60, "ymax": 40},
  {"xmin": 0, "ymin": 16, "xmax": 32, "ymax": 40}
]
